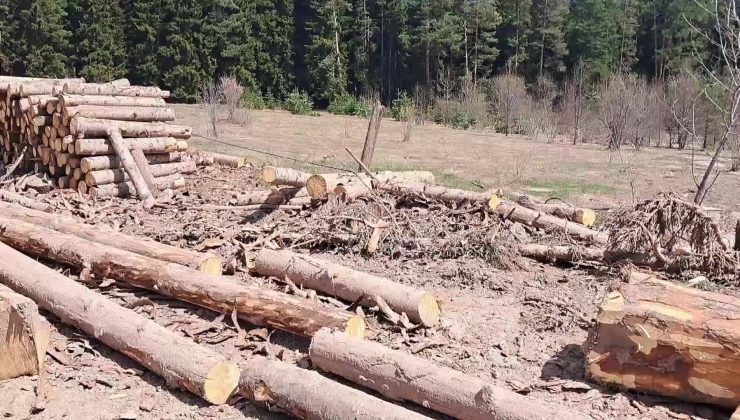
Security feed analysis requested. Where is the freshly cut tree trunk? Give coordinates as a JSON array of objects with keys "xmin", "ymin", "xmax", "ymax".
[
  {"xmin": 0, "ymin": 218, "xmax": 365, "ymax": 339},
  {"xmin": 60, "ymin": 94, "xmax": 166, "ymax": 109},
  {"xmin": 0, "ymin": 190, "xmax": 53, "ymax": 212},
  {"xmin": 0, "ymin": 242, "xmax": 239, "ymax": 404},
  {"xmin": 377, "ymin": 181, "xmax": 500, "ymax": 209},
  {"xmin": 306, "ymin": 171, "xmax": 435, "ymax": 199},
  {"xmin": 241, "ymin": 356, "xmax": 429, "ymax": 420},
  {"xmin": 64, "ymin": 105, "xmax": 175, "ymax": 122},
  {"xmin": 107, "ymin": 129, "xmax": 154, "ymax": 205},
  {"xmin": 0, "ymin": 284, "xmax": 49, "ymax": 381},
  {"xmin": 71, "ymin": 117, "xmax": 191, "ymax": 139},
  {"xmin": 254, "ymin": 248, "xmax": 440, "ymax": 327},
  {"xmin": 235, "ymin": 187, "xmax": 309, "ymax": 206},
  {"xmin": 585, "ymin": 271, "xmax": 740, "ymax": 408},
  {"xmin": 518, "ymin": 243, "xmax": 605, "ymax": 264},
  {"xmin": 131, "ymin": 148, "xmax": 158, "ymax": 194},
  {"xmin": 495, "ymin": 202, "xmax": 608, "ymax": 244},
  {"xmin": 75, "ymin": 137, "xmax": 179, "ymax": 156},
  {"xmin": 62, "ymin": 83, "xmax": 169, "ymax": 98},
  {"xmin": 208, "ymin": 152, "xmax": 246, "ymax": 168},
  {"xmin": 89, "ymin": 174, "xmax": 185, "ymax": 198},
  {"xmin": 262, "ymin": 166, "xmax": 312, "ymax": 186},
  {"xmin": 507, "ymin": 192, "xmax": 597, "ymax": 226},
  {"xmin": 310, "ymin": 329, "xmax": 586, "ymax": 420},
  {"xmin": 80, "ymin": 152, "xmax": 180, "ymax": 172},
  {"xmin": 85, "ymin": 161, "xmax": 197, "ymax": 186},
  {"xmin": 0, "ymin": 201, "xmax": 222, "ymax": 274}
]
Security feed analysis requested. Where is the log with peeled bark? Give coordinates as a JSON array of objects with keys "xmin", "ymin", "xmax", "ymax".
[
  {"xmin": 310, "ymin": 329, "xmax": 586, "ymax": 420},
  {"xmin": 306, "ymin": 171, "xmax": 436, "ymax": 199},
  {"xmin": 0, "ymin": 201, "xmax": 222, "ymax": 274},
  {"xmin": 585, "ymin": 271, "xmax": 740, "ymax": 408},
  {"xmin": 70, "ymin": 117, "xmax": 191, "ymax": 139},
  {"xmin": 75, "ymin": 136, "xmax": 181, "ymax": 156},
  {"xmin": 107, "ymin": 129, "xmax": 154, "ymax": 205},
  {"xmin": 59, "ymin": 94, "xmax": 166, "ymax": 110},
  {"xmin": 0, "ymin": 242, "xmax": 239, "ymax": 404},
  {"xmin": 89, "ymin": 174, "xmax": 185, "ymax": 198},
  {"xmin": 261, "ymin": 166, "xmax": 312, "ymax": 186},
  {"xmin": 80, "ymin": 152, "xmax": 180, "ymax": 172},
  {"xmin": 240, "ymin": 356, "xmax": 430, "ymax": 420},
  {"xmin": 376, "ymin": 181, "xmax": 500, "ymax": 209},
  {"xmin": 507, "ymin": 191, "xmax": 596, "ymax": 226},
  {"xmin": 64, "ymin": 105, "xmax": 176, "ymax": 122},
  {"xmin": 254, "ymin": 248, "xmax": 440, "ymax": 327},
  {"xmin": 85, "ymin": 160, "xmax": 197, "ymax": 186},
  {"xmin": 495, "ymin": 201, "xmax": 609, "ymax": 244},
  {"xmin": 62, "ymin": 82, "xmax": 170, "ymax": 98},
  {"xmin": 0, "ymin": 189, "xmax": 53, "ymax": 212},
  {"xmin": 0, "ymin": 284, "xmax": 49, "ymax": 381},
  {"xmin": 0, "ymin": 218, "xmax": 364, "ymax": 339}
]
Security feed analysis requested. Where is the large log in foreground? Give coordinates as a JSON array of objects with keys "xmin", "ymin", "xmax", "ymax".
[
  {"xmin": 241, "ymin": 356, "xmax": 430, "ymax": 420},
  {"xmin": 255, "ymin": 248, "xmax": 440, "ymax": 327},
  {"xmin": 0, "ymin": 242, "xmax": 239, "ymax": 404},
  {"xmin": 0, "ymin": 284, "xmax": 49, "ymax": 381},
  {"xmin": 310, "ymin": 329, "xmax": 586, "ymax": 420},
  {"xmin": 0, "ymin": 217, "xmax": 364, "ymax": 339},
  {"xmin": 0, "ymin": 201, "xmax": 222, "ymax": 274},
  {"xmin": 494, "ymin": 202, "xmax": 608, "ymax": 244},
  {"xmin": 585, "ymin": 271, "xmax": 740, "ymax": 408}
]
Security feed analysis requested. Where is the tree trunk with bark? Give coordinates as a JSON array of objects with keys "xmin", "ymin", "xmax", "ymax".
[
  {"xmin": 107, "ymin": 129, "xmax": 154, "ymax": 205},
  {"xmin": 74, "ymin": 137, "xmax": 181, "ymax": 156},
  {"xmin": 64, "ymin": 105, "xmax": 175, "ymax": 122},
  {"xmin": 62, "ymin": 83, "xmax": 169, "ymax": 98},
  {"xmin": 377, "ymin": 181, "xmax": 499, "ymax": 209},
  {"xmin": 71, "ymin": 117, "xmax": 191, "ymax": 139},
  {"xmin": 0, "ymin": 284, "xmax": 49, "ymax": 381},
  {"xmin": 494, "ymin": 202, "xmax": 608, "ymax": 244},
  {"xmin": 507, "ymin": 192, "xmax": 596, "ymax": 226},
  {"xmin": 306, "ymin": 171, "xmax": 435, "ymax": 200},
  {"xmin": 84, "ymin": 161, "xmax": 196, "ymax": 186},
  {"xmin": 89, "ymin": 174, "xmax": 185, "ymax": 198},
  {"xmin": 60, "ymin": 95, "xmax": 166, "ymax": 110},
  {"xmin": 235, "ymin": 187, "xmax": 309, "ymax": 206},
  {"xmin": 262, "ymin": 166, "xmax": 312, "ymax": 186},
  {"xmin": 80, "ymin": 152, "xmax": 180, "ymax": 172}
]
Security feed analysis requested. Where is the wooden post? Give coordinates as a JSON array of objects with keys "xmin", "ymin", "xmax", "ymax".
[
  {"xmin": 358, "ymin": 98, "xmax": 383, "ymax": 171},
  {"xmin": 107, "ymin": 128, "xmax": 154, "ymax": 205}
]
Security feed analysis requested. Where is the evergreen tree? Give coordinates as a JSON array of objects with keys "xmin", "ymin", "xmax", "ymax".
[
  {"xmin": 124, "ymin": 0, "xmax": 165, "ymax": 86},
  {"xmin": 496, "ymin": 0, "xmax": 532, "ymax": 73},
  {"xmin": 527, "ymin": 0, "xmax": 568, "ymax": 79},
  {"xmin": 306, "ymin": 0, "xmax": 351, "ymax": 102},
  {"xmin": 464, "ymin": 0, "xmax": 501, "ymax": 84},
  {"xmin": 253, "ymin": 0, "xmax": 295, "ymax": 98},
  {"xmin": 567, "ymin": 0, "xmax": 621, "ymax": 81},
  {"xmin": 211, "ymin": 0, "xmax": 258, "ymax": 88},
  {"xmin": 67, "ymin": 0, "xmax": 127, "ymax": 82}
]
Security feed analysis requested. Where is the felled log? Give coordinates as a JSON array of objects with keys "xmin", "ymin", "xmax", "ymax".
[
  {"xmin": 262, "ymin": 166, "xmax": 312, "ymax": 186},
  {"xmin": 585, "ymin": 271, "xmax": 740, "ymax": 408},
  {"xmin": 495, "ymin": 202, "xmax": 608, "ymax": 244},
  {"xmin": 0, "ymin": 189, "xmax": 53, "ymax": 212},
  {"xmin": 62, "ymin": 83, "xmax": 170, "ymax": 98},
  {"xmin": 0, "ymin": 242, "xmax": 239, "ymax": 404},
  {"xmin": 85, "ymin": 161, "xmax": 197, "ymax": 186},
  {"xmin": 70, "ymin": 117, "xmax": 191, "ymax": 139},
  {"xmin": 80, "ymin": 152, "xmax": 180, "ymax": 172},
  {"xmin": 518, "ymin": 243, "xmax": 604, "ymax": 264},
  {"xmin": 507, "ymin": 192, "xmax": 596, "ymax": 226},
  {"xmin": 254, "ymin": 248, "xmax": 440, "ymax": 327},
  {"xmin": 241, "ymin": 356, "xmax": 429, "ymax": 420},
  {"xmin": 377, "ymin": 181, "xmax": 500, "ymax": 209},
  {"xmin": 0, "ymin": 202, "xmax": 222, "ymax": 273},
  {"xmin": 0, "ymin": 218, "xmax": 365, "ymax": 339},
  {"xmin": 206, "ymin": 152, "xmax": 246, "ymax": 168},
  {"xmin": 131, "ymin": 148, "xmax": 158, "ymax": 194},
  {"xmin": 64, "ymin": 105, "xmax": 175, "ymax": 122},
  {"xmin": 0, "ymin": 284, "xmax": 49, "ymax": 381},
  {"xmin": 310, "ymin": 329, "xmax": 585, "ymax": 420},
  {"xmin": 89, "ymin": 174, "xmax": 185, "ymax": 198},
  {"xmin": 107, "ymin": 129, "xmax": 154, "ymax": 204},
  {"xmin": 235, "ymin": 187, "xmax": 310, "ymax": 206},
  {"xmin": 59, "ymin": 94, "xmax": 166, "ymax": 110},
  {"xmin": 75, "ymin": 136, "xmax": 182, "ymax": 156},
  {"xmin": 306, "ymin": 171, "xmax": 436, "ymax": 199}
]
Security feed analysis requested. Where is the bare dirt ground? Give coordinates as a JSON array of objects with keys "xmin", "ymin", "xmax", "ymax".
[
  {"xmin": 174, "ymin": 104, "xmax": 740, "ymax": 215},
  {"xmin": 1, "ymin": 161, "xmax": 736, "ymax": 419}
]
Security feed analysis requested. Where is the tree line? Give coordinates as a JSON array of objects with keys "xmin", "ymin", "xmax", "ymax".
[{"xmin": 0, "ymin": 0, "xmax": 716, "ymax": 105}]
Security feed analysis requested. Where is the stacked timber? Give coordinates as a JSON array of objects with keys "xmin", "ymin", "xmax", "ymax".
[{"xmin": 0, "ymin": 76, "xmax": 192, "ymax": 198}]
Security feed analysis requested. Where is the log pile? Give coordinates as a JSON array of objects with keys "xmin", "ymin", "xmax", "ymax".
[{"xmin": 0, "ymin": 76, "xmax": 193, "ymax": 198}]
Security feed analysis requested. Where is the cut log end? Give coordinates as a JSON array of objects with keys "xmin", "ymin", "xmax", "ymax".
[
  {"xmin": 418, "ymin": 293, "xmax": 441, "ymax": 327},
  {"xmin": 576, "ymin": 208, "xmax": 597, "ymax": 227},
  {"xmin": 203, "ymin": 362, "xmax": 241, "ymax": 404},
  {"xmin": 344, "ymin": 315, "xmax": 366, "ymax": 338},
  {"xmin": 199, "ymin": 257, "xmax": 223, "ymax": 275},
  {"xmin": 488, "ymin": 194, "xmax": 500, "ymax": 211},
  {"xmin": 306, "ymin": 175, "xmax": 328, "ymax": 199},
  {"xmin": 262, "ymin": 166, "xmax": 277, "ymax": 184}
]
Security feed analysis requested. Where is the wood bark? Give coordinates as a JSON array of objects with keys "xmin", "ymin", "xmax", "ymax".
[
  {"xmin": 70, "ymin": 117, "xmax": 191, "ymax": 139},
  {"xmin": 306, "ymin": 171, "xmax": 435, "ymax": 199},
  {"xmin": 507, "ymin": 192, "xmax": 596, "ymax": 226},
  {"xmin": 359, "ymin": 101, "xmax": 383, "ymax": 170},
  {"xmin": 241, "ymin": 356, "xmax": 429, "ymax": 420},
  {"xmin": 64, "ymin": 105, "xmax": 175, "ymax": 122},
  {"xmin": 0, "ymin": 189, "xmax": 53, "ymax": 212},
  {"xmin": 60, "ymin": 94, "xmax": 166, "ymax": 109},
  {"xmin": 495, "ymin": 202, "xmax": 608, "ymax": 244},
  {"xmin": 254, "ymin": 248, "xmax": 440, "ymax": 327},
  {"xmin": 62, "ymin": 83, "xmax": 169, "ymax": 98},
  {"xmin": 131, "ymin": 148, "xmax": 158, "ymax": 195},
  {"xmin": 0, "ymin": 284, "xmax": 49, "ymax": 381},
  {"xmin": 80, "ymin": 152, "xmax": 180, "ymax": 172},
  {"xmin": 235, "ymin": 187, "xmax": 309, "ymax": 206},
  {"xmin": 261, "ymin": 166, "xmax": 312, "ymax": 186},
  {"xmin": 310, "ymin": 329, "xmax": 586, "ymax": 420},
  {"xmin": 377, "ymin": 181, "xmax": 500, "ymax": 209},
  {"xmin": 89, "ymin": 174, "xmax": 185, "ymax": 198},
  {"xmin": 85, "ymin": 161, "xmax": 196, "ymax": 186},
  {"xmin": 0, "ymin": 201, "xmax": 222, "ymax": 274},
  {"xmin": 0, "ymin": 242, "xmax": 239, "ymax": 404},
  {"xmin": 75, "ymin": 137, "xmax": 179, "ymax": 156},
  {"xmin": 518, "ymin": 243, "xmax": 605, "ymax": 264},
  {"xmin": 107, "ymin": 128, "xmax": 154, "ymax": 205},
  {"xmin": 585, "ymin": 271, "xmax": 740, "ymax": 408}
]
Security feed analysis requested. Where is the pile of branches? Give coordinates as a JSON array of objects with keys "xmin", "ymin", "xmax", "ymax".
[{"xmin": 606, "ymin": 192, "xmax": 738, "ymax": 282}]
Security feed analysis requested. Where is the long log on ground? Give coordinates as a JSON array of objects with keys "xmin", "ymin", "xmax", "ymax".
[
  {"xmin": 518, "ymin": 243, "xmax": 605, "ymax": 264},
  {"xmin": 63, "ymin": 83, "xmax": 169, "ymax": 98},
  {"xmin": 376, "ymin": 181, "xmax": 500, "ymax": 209},
  {"xmin": 310, "ymin": 329, "xmax": 586, "ymax": 420},
  {"xmin": 0, "ymin": 218, "xmax": 365, "ymax": 339},
  {"xmin": 80, "ymin": 152, "xmax": 180, "ymax": 172},
  {"xmin": 64, "ymin": 105, "xmax": 175, "ymax": 122},
  {"xmin": 85, "ymin": 161, "xmax": 197, "ymax": 186},
  {"xmin": 71, "ymin": 117, "xmax": 191, "ymax": 139},
  {"xmin": 235, "ymin": 187, "xmax": 309, "ymax": 206},
  {"xmin": 0, "ymin": 242, "xmax": 239, "ymax": 404},
  {"xmin": 306, "ymin": 171, "xmax": 435, "ymax": 199},
  {"xmin": 585, "ymin": 271, "xmax": 740, "ymax": 408},
  {"xmin": 107, "ymin": 129, "xmax": 154, "ymax": 205},
  {"xmin": 0, "ymin": 189, "xmax": 53, "ymax": 212},
  {"xmin": 60, "ymin": 94, "xmax": 166, "ymax": 110},
  {"xmin": 507, "ymin": 192, "xmax": 596, "ymax": 226},
  {"xmin": 89, "ymin": 174, "xmax": 185, "ymax": 198},
  {"xmin": 254, "ymin": 248, "xmax": 440, "ymax": 327},
  {"xmin": 0, "ymin": 284, "xmax": 49, "ymax": 381},
  {"xmin": 75, "ymin": 136, "xmax": 181, "ymax": 156},
  {"xmin": 261, "ymin": 166, "xmax": 312, "ymax": 186},
  {"xmin": 495, "ymin": 202, "xmax": 608, "ymax": 244},
  {"xmin": 241, "ymin": 356, "xmax": 429, "ymax": 420},
  {"xmin": 206, "ymin": 152, "xmax": 246, "ymax": 168},
  {"xmin": 0, "ymin": 201, "xmax": 222, "ymax": 274}
]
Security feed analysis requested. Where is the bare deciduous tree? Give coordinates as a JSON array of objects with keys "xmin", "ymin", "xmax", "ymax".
[
  {"xmin": 597, "ymin": 73, "xmax": 649, "ymax": 150},
  {"xmin": 201, "ymin": 82, "xmax": 220, "ymax": 138},
  {"xmin": 664, "ymin": 74, "xmax": 704, "ymax": 149},
  {"xmin": 561, "ymin": 61, "xmax": 586, "ymax": 145},
  {"xmin": 490, "ymin": 74, "xmax": 528, "ymax": 135}
]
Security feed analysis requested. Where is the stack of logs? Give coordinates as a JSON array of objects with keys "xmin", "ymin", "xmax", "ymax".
[{"xmin": 0, "ymin": 76, "xmax": 194, "ymax": 198}]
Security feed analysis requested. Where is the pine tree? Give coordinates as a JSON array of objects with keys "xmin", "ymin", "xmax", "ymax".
[
  {"xmin": 567, "ymin": 0, "xmax": 621, "ymax": 81},
  {"xmin": 496, "ymin": 0, "xmax": 532, "ymax": 73},
  {"xmin": 253, "ymin": 0, "xmax": 295, "ymax": 98},
  {"xmin": 527, "ymin": 0, "xmax": 568, "ymax": 79},
  {"xmin": 211, "ymin": 0, "xmax": 258, "ymax": 89},
  {"xmin": 124, "ymin": 0, "xmax": 164, "ymax": 86},
  {"xmin": 67, "ymin": 0, "xmax": 127, "ymax": 82},
  {"xmin": 464, "ymin": 0, "xmax": 501, "ymax": 84},
  {"xmin": 306, "ymin": 0, "xmax": 351, "ymax": 102}
]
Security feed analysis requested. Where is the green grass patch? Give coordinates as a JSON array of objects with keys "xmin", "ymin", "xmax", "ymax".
[
  {"xmin": 371, "ymin": 160, "xmax": 482, "ymax": 190},
  {"xmin": 522, "ymin": 179, "xmax": 616, "ymax": 199}
]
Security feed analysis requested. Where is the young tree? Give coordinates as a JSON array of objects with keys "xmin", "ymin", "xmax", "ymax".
[{"xmin": 562, "ymin": 60, "xmax": 586, "ymax": 144}]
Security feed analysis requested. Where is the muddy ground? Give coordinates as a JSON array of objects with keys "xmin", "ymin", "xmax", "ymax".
[{"xmin": 0, "ymin": 163, "xmax": 736, "ymax": 420}]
